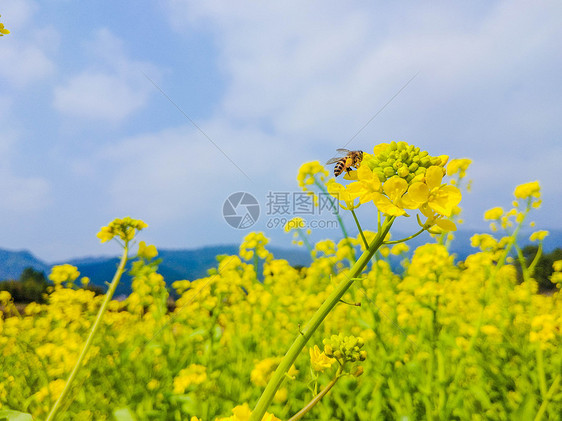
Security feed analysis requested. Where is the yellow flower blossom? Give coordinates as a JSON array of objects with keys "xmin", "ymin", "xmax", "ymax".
[
  {"xmin": 138, "ymin": 241, "xmax": 158, "ymax": 259},
  {"xmin": 346, "ymin": 165, "xmax": 382, "ymax": 204},
  {"xmin": 297, "ymin": 161, "xmax": 329, "ymax": 187},
  {"xmin": 529, "ymin": 230, "xmax": 549, "ymax": 242},
  {"xmin": 97, "ymin": 217, "xmax": 148, "ymax": 243},
  {"xmin": 484, "ymin": 207, "xmax": 504, "ymax": 220},
  {"xmin": 49, "ymin": 264, "xmax": 80, "ymax": 287},
  {"xmin": 446, "ymin": 158, "xmax": 472, "ymax": 177},
  {"xmin": 402, "ymin": 166, "xmax": 462, "ymax": 218},
  {"xmin": 390, "ymin": 243, "xmax": 409, "ymax": 256},
  {"xmin": 513, "ymin": 181, "xmax": 540, "ymax": 199},
  {"xmin": 0, "ymin": 15, "xmax": 9, "ymax": 36},
  {"xmin": 327, "ymin": 179, "xmax": 359, "ymax": 210},
  {"xmin": 371, "ymin": 176, "xmax": 409, "ymax": 216},
  {"xmin": 309, "ymin": 345, "xmax": 336, "ymax": 372},
  {"xmin": 215, "ymin": 404, "xmax": 282, "ymax": 421},
  {"xmin": 172, "ymin": 364, "xmax": 207, "ymax": 394},
  {"xmin": 240, "ymin": 231, "xmax": 271, "ymax": 260}
]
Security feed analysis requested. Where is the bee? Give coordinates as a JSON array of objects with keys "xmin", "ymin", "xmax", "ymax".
[{"xmin": 326, "ymin": 149, "xmax": 364, "ymax": 177}]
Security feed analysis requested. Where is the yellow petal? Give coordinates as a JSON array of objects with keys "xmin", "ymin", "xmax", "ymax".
[
  {"xmin": 402, "ymin": 182, "xmax": 429, "ymax": 209},
  {"xmin": 428, "ymin": 185, "xmax": 462, "ymax": 217},
  {"xmin": 356, "ymin": 165, "xmax": 375, "ymax": 182},
  {"xmin": 372, "ymin": 193, "xmax": 407, "ymax": 216},
  {"xmin": 435, "ymin": 218, "xmax": 457, "ymax": 231},
  {"xmin": 383, "ymin": 176, "xmax": 408, "ymax": 202},
  {"xmin": 426, "ymin": 166, "xmax": 444, "ymax": 190}
]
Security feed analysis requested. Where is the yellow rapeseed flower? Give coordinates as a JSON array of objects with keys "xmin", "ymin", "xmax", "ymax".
[
  {"xmin": 251, "ymin": 357, "xmax": 281, "ymax": 387},
  {"xmin": 371, "ymin": 176, "xmax": 409, "ymax": 216},
  {"xmin": 327, "ymin": 179, "xmax": 359, "ymax": 210},
  {"xmin": 297, "ymin": 161, "xmax": 329, "ymax": 187},
  {"xmin": 529, "ymin": 230, "xmax": 549, "ymax": 242},
  {"xmin": 346, "ymin": 165, "xmax": 382, "ymax": 204},
  {"xmin": 0, "ymin": 15, "xmax": 10, "ymax": 36},
  {"xmin": 172, "ymin": 364, "xmax": 207, "ymax": 394},
  {"xmin": 513, "ymin": 181, "xmax": 540, "ymax": 199},
  {"xmin": 97, "ymin": 217, "xmax": 148, "ymax": 243},
  {"xmin": 390, "ymin": 243, "xmax": 409, "ymax": 255},
  {"xmin": 309, "ymin": 344, "xmax": 336, "ymax": 372},
  {"xmin": 138, "ymin": 241, "xmax": 158, "ymax": 259},
  {"xmin": 215, "ymin": 403, "xmax": 282, "ymax": 421},
  {"xmin": 402, "ymin": 166, "xmax": 462, "ymax": 218},
  {"xmin": 446, "ymin": 158, "xmax": 472, "ymax": 177},
  {"xmin": 484, "ymin": 207, "xmax": 504, "ymax": 220},
  {"xmin": 49, "ymin": 264, "xmax": 80, "ymax": 287}
]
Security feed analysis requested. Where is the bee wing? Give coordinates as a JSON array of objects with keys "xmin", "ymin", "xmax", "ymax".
[
  {"xmin": 325, "ymin": 157, "xmax": 342, "ymax": 165},
  {"xmin": 336, "ymin": 148, "xmax": 351, "ymax": 154}
]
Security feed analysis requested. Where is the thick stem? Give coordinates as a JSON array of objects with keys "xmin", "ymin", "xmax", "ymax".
[
  {"xmin": 45, "ymin": 245, "xmax": 129, "ymax": 421},
  {"xmin": 250, "ymin": 217, "xmax": 394, "ymax": 420}
]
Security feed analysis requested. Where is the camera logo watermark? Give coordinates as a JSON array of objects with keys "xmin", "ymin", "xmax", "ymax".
[
  {"xmin": 223, "ymin": 192, "xmax": 260, "ymax": 229},
  {"xmin": 223, "ymin": 191, "xmax": 340, "ymax": 230}
]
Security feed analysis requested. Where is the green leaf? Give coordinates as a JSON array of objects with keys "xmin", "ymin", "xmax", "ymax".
[{"xmin": 0, "ymin": 409, "xmax": 34, "ymax": 421}]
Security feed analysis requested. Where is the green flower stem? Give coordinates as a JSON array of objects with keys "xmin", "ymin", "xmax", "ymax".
[
  {"xmin": 313, "ymin": 179, "xmax": 355, "ymax": 258},
  {"xmin": 527, "ymin": 242, "xmax": 543, "ymax": 277},
  {"xmin": 46, "ymin": 244, "xmax": 129, "ymax": 421},
  {"xmin": 534, "ymin": 374, "xmax": 561, "ymax": 421},
  {"xmin": 384, "ymin": 227, "xmax": 426, "ymax": 245},
  {"xmin": 536, "ymin": 345, "xmax": 547, "ymax": 399},
  {"xmin": 250, "ymin": 217, "xmax": 395, "ymax": 421},
  {"xmin": 296, "ymin": 228, "xmax": 314, "ymax": 254},
  {"xmin": 288, "ymin": 365, "xmax": 344, "ymax": 421},
  {"xmin": 350, "ymin": 209, "xmax": 368, "ymax": 249}
]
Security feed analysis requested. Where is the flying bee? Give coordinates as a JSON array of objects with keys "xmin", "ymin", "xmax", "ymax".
[{"xmin": 326, "ymin": 149, "xmax": 364, "ymax": 177}]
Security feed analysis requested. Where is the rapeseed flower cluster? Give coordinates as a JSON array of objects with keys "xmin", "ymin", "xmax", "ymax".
[
  {"xmin": 0, "ymin": 15, "xmax": 9, "ymax": 36},
  {"xmin": 96, "ymin": 216, "xmax": 147, "ymax": 243},
  {"xmin": 323, "ymin": 334, "xmax": 366, "ymax": 363},
  {"xmin": 327, "ymin": 142, "xmax": 461, "ymax": 231}
]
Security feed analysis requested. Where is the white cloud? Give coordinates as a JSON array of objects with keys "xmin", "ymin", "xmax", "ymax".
[
  {"xmin": 162, "ymin": 1, "xmax": 562, "ymax": 230},
  {"xmin": 96, "ymin": 120, "xmax": 300, "ymax": 221},
  {"xmin": 53, "ymin": 29, "xmax": 156, "ymax": 123},
  {"xmin": 0, "ymin": 170, "xmax": 51, "ymax": 212},
  {"xmin": 0, "ymin": 1, "xmax": 57, "ymax": 87},
  {"xmin": 0, "ymin": 96, "xmax": 51, "ymax": 213}
]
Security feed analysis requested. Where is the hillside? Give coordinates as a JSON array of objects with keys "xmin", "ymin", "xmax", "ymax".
[{"xmin": 1, "ymin": 229, "xmax": 561, "ymax": 296}]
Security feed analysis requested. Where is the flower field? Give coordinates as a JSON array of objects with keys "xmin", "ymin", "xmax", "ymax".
[{"xmin": 1, "ymin": 142, "xmax": 561, "ymax": 420}]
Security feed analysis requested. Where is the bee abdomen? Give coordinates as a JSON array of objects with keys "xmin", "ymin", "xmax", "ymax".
[{"xmin": 334, "ymin": 159, "xmax": 345, "ymax": 176}]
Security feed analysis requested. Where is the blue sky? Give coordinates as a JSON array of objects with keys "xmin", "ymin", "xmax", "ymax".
[{"xmin": 0, "ymin": 1, "xmax": 561, "ymax": 262}]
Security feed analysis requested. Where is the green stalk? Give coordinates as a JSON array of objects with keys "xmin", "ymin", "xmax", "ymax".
[
  {"xmin": 350, "ymin": 209, "xmax": 368, "ymax": 249},
  {"xmin": 384, "ymin": 227, "xmax": 425, "ymax": 245},
  {"xmin": 46, "ymin": 244, "xmax": 129, "ymax": 421},
  {"xmin": 296, "ymin": 228, "xmax": 314, "ymax": 254},
  {"xmin": 534, "ymin": 374, "xmax": 560, "ymax": 421},
  {"xmin": 536, "ymin": 346, "xmax": 547, "ymax": 399},
  {"xmin": 250, "ymin": 217, "xmax": 395, "ymax": 420},
  {"xmin": 313, "ymin": 179, "xmax": 355, "ymax": 259},
  {"xmin": 288, "ymin": 365, "xmax": 344, "ymax": 421}
]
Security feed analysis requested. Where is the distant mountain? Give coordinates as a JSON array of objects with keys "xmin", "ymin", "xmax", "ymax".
[
  {"xmin": 0, "ymin": 249, "xmax": 50, "ymax": 280},
  {"xmin": 1, "ymin": 229, "xmax": 560, "ymax": 296},
  {"xmin": 0, "ymin": 245, "xmax": 313, "ymax": 297}
]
